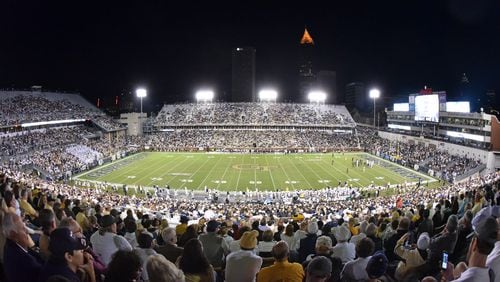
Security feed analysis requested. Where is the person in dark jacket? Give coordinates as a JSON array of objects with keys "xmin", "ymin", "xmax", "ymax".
[
  {"xmin": 384, "ymin": 217, "xmax": 411, "ymax": 263},
  {"xmin": 417, "ymin": 209, "xmax": 434, "ymax": 237},
  {"xmin": 2, "ymin": 212, "xmax": 44, "ymax": 282},
  {"xmin": 298, "ymin": 221, "xmax": 319, "ymax": 263}
]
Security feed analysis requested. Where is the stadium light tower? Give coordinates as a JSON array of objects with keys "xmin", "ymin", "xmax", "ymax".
[
  {"xmin": 369, "ymin": 88, "xmax": 380, "ymax": 128},
  {"xmin": 136, "ymin": 88, "xmax": 147, "ymax": 114},
  {"xmin": 258, "ymin": 89, "xmax": 278, "ymax": 102},
  {"xmin": 195, "ymin": 90, "xmax": 214, "ymax": 103},
  {"xmin": 308, "ymin": 91, "xmax": 327, "ymax": 104}
]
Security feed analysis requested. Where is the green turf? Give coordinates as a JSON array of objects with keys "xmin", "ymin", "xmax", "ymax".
[{"xmin": 74, "ymin": 152, "xmax": 436, "ymax": 191}]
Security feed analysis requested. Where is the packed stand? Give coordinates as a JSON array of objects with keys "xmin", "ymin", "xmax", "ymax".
[
  {"xmin": 0, "ymin": 161, "xmax": 499, "ymax": 281},
  {"xmin": 155, "ymin": 103, "xmax": 355, "ymax": 126}
]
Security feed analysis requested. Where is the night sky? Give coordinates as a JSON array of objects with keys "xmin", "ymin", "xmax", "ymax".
[{"xmin": 1, "ymin": 1, "xmax": 500, "ymax": 112}]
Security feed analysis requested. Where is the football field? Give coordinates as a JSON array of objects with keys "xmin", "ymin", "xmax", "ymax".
[{"xmin": 75, "ymin": 152, "xmax": 436, "ymax": 191}]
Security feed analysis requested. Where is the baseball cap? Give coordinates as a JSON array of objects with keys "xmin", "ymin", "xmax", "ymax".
[
  {"xmin": 474, "ymin": 216, "xmax": 499, "ymax": 246},
  {"xmin": 366, "ymin": 251, "xmax": 388, "ymax": 278},
  {"xmin": 49, "ymin": 228, "xmax": 86, "ymax": 256},
  {"xmin": 101, "ymin": 215, "xmax": 116, "ymax": 228},
  {"xmin": 472, "ymin": 206, "xmax": 500, "ymax": 232}
]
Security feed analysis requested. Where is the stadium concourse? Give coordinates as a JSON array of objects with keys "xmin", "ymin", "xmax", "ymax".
[{"xmin": 0, "ymin": 91, "xmax": 498, "ymax": 282}]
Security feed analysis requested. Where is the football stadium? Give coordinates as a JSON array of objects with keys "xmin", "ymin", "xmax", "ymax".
[{"xmin": 2, "ymin": 4, "xmax": 500, "ymax": 282}]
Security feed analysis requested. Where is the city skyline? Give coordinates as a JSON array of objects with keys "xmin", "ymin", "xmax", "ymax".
[{"xmin": 1, "ymin": 1, "xmax": 499, "ymax": 112}]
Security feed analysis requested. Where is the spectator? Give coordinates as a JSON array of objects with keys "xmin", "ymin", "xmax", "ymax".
[
  {"xmin": 298, "ymin": 220, "xmax": 319, "ymax": 263},
  {"xmin": 225, "ymin": 230, "xmax": 262, "ymax": 282},
  {"xmin": 365, "ymin": 251, "xmax": 389, "ymax": 282},
  {"xmin": 104, "ymin": 250, "xmax": 142, "ymax": 282},
  {"xmin": 427, "ymin": 215, "xmax": 459, "ymax": 273},
  {"xmin": 394, "ymin": 232, "xmax": 430, "ymax": 280},
  {"xmin": 305, "ymin": 256, "xmax": 332, "ymax": 282},
  {"xmin": 3, "ymin": 212, "xmax": 43, "ymax": 282},
  {"xmin": 155, "ymin": 227, "xmax": 183, "ymax": 264},
  {"xmin": 198, "ymin": 220, "xmax": 228, "ymax": 268},
  {"xmin": 177, "ymin": 238, "xmax": 215, "ymax": 282},
  {"xmin": 341, "ymin": 237, "xmax": 375, "ymax": 281},
  {"xmin": 331, "ymin": 225, "xmax": 355, "ymax": 263},
  {"xmin": 178, "ymin": 224, "xmax": 199, "ymax": 247},
  {"xmin": 90, "ymin": 215, "xmax": 132, "ymax": 266},
  {"xmin": 39, "ymin": 208, "xmax": 57, "ymax": 260},
  {"xmin": 258, "ymin": 230, "xmax": 276, "ymax": 258},
  {"xmin": 302, "ymin": 236, "xmax": 342, "ymax": 282},
  {"xmin": 123, "ymin": 219, "xmax": 138, "ymax": 248},
  {"xmin": 134, "ymin": 232, "xmax": 157, "ymax": 281},
  {"xmin": 176, "ymin": 215, "xmax": 189, "ymax": 237},
  {"xmin": 146, "ymin": 254, "xmax": 185, "ymax": 282},
  {"xmin": 39, "ymin": 228, "xmax": 96, "ymax": 282},
  {"xmin": 384, "ymin": 217, "xmax": 411, "ymax": 263},
  {"xmin": 257, "ymin": 241, "xmax": 304, "ymax": 282},
  {"xmin": 447, "ymin": 216, "xmax": 498, "ymax": 281}
]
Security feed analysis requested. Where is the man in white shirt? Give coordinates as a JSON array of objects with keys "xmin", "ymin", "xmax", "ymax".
[
  {"xmin": 341, "ymin": 237, "xmax": 375, "ymax": 281},
  {"xmin": 331, "ymin": 225, "xmax": 355, "ymax": 263},
  {"xmin": 225, "ymin": 230, "xmax": 262, "ymax": 282},
  {"xmin": 451, "ymin": 216, "xmax": 498, "ymax": 282},
  {"xmin": 90, "ymin": 215, "xmax": 132, "ymax": 266}
]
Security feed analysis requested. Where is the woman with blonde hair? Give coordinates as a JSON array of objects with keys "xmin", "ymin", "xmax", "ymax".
[{"xmin": 147, "ymin": 254, "xmax": 185, "ymax": 282}]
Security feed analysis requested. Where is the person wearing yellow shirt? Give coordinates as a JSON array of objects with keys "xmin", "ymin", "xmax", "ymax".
[
  {"xmin": 19, "ymin": 189, "xmax": 38, "ymax": 219},
  {"xmin": 257, "ymin": 241, "xmax": 304, "ymax": 282}
]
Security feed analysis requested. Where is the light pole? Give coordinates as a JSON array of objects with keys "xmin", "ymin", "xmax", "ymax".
[
  {"xmin": 136, "ymin": 88, "xmax": 147, "ymax": 114},
  {"xmin": 369, "ymin": 89, "xmax": 380, "ymax": 128}
]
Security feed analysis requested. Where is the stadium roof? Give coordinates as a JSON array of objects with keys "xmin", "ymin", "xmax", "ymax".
[{"xmin": 300, "ymin": 28, "xmax": 314, "ymax": 45}]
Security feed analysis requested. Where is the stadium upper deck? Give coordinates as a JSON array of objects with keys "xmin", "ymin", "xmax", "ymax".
[{"xmin": 154, "ymin": 102, "xmax": 355, "ymax": 128}]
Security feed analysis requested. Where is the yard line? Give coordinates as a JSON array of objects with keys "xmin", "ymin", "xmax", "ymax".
[
  {"xmin": 142, "ymin": 154, "xmax": 192, "ymax": 187},
  {"xmin": 264, "ymin": 155, "xmax": 277, "ymax": 190},
  {"xmin": 196, "ymin": 155, "xmax": 226, "ymax": 189},
  {"xmin": 133, "ymin": 153, "xmax": 191, "ymax": 187},
  {"xmin": 283, "ymin": 155, "xmax": 315, "ymax": 189},
  {"xmin": 276, "ymin": 156, "xmax": 297, "ymax": 190},
  {"xmin": 297, "ymin": 156, "xmax": 336, "ymax": 188},
  {"xmin": 133, "ymin": 154, "xmax": 184, "ymax": 186},
  {"xmin": 215, "ymin": 155, "xmax": 236, "ymax": 190},
  {"xmin": 321, "ymin": 154, "xmax": 364, "ymax": 187},
  {"xmin": 105, "ymin": 153, "xmax": 169, "ymax": 184},
  {"xmin": 234, "ymin": 154, "xmax": 245, "ymax": 190}
]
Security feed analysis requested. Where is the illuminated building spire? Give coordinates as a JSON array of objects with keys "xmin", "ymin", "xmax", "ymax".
[{"xmin": 300, "ymin": 28, "xmax": 314, "ymax": 45}]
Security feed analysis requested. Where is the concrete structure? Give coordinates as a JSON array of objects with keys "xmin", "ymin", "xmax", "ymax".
[{"xmin": 119, "ymin": 112, "xmax": 147, "ymax": 136}]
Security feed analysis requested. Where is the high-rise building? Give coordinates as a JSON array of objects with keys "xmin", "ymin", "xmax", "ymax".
[
  {"xmin": 317, "ymin": 70, "xmax": 337, "ymax": 104},
  {"xmin": 231, "ymin": 47, "xmax": 256, "ymax": 102},
  {"xmin": 299, "ymin": 28, "xmax": 315, "ymax": 98},
  {"xmin": 345, "ymin": 82, "xmax": 366, "ymax": 110}
]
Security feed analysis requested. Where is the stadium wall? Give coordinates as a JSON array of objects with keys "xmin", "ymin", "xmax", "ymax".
[{"xmin": 378, "ymin": 131, "xmax": 495, "ymax": 173}]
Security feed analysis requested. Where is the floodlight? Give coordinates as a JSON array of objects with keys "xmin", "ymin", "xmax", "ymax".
[
  {"xmin": 136, "ymin": 88, "xmax": 147, "ymax": 98},
  {"xmin": 195, "ymin": 90, "xmax": 214, "ymax": 102},
  {"xmin": 308, "ymin": 91, "xmax": 327, "ymax": 103},
  {"xmin": 369, "ymin": 89, "xmax": 380, "ymax": 99},
  {"xmin": 369, "ymin": 88, "xmax": 381, "ymax": 128},
  {"xmin": 258, "ymin": 89, "xmax": 278, "ymax": 101},
  {"xmin": 136, "ymin": 88, "xmax": 147, "ymax": 114}
]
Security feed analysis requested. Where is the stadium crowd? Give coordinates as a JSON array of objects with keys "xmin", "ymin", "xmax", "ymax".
[
  {"xmin": 0, "ymin": 159, "xmax": 499, "ymax": 281},
  {"xmin": 0, "ymin": 94, "xmax": 125, "ymax": 131},
  {"xmin": 155, "ymin": 103, "xmax": 355, "ymax": 126}
]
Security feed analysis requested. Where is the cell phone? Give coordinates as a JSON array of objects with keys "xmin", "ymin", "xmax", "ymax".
[{"xmin": 441, "ymin": 252, "xmax": 448, "ymax": 270}]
